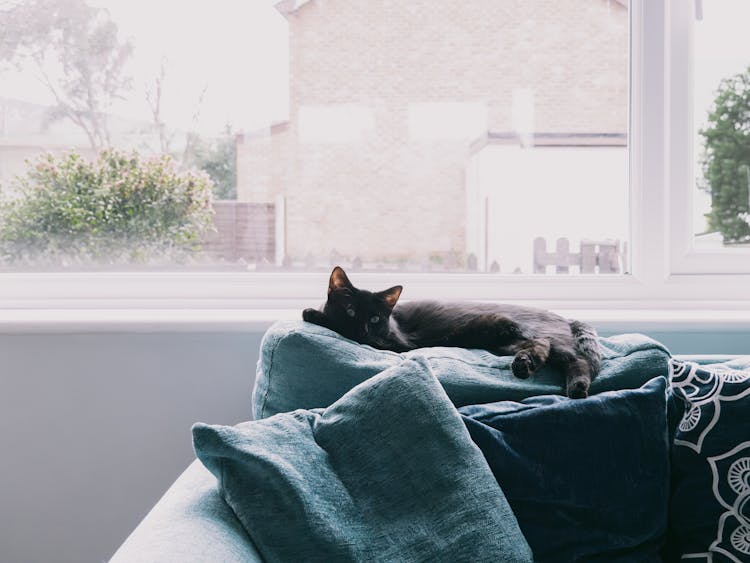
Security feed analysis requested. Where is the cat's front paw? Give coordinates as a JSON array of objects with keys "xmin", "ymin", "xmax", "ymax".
[
  {"xmin": 302, "ymin": 308, "xmax": 317, "ymax": 322},
  {"xmin": 511, "ymin": 351, "xmax": 536, "ymax": 379}
]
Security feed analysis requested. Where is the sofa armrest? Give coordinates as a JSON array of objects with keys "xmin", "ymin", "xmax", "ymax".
[{"xmin": 110, "ymin": 460, "xmax": 263, "ymax": 563}]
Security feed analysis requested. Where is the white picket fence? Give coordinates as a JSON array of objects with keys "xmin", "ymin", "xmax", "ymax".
[{"xmin": 533, "ymin": 237, "xmax": 626, "ymax": 274}]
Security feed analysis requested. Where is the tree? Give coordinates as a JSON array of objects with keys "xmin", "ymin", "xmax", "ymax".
[
  {"xmin": 184, "ymin": 126, "xmax": 238, "ymax": 200},
  {"xmin": 144, "ymin": 57, "xmax": 209, "ymax": 158},
  {"xmin": 144, "ymin": 57, "xmax": 172, "ymax": 154},
  {"xmin": 0, "ymin": 0, "xmax": 133, "ymax": 151},
  {"xmin": 699, "ymin": 67, "xmax": 750, "ymax": 243}
]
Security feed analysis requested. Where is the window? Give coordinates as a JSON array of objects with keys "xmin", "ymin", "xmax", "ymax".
[
  {"xmin": 693, "ymin": 0, "xmax": 750, "ymax": 251},
  {"xmin": 1, "ymin": 0, "xmax": 748, "ymax": 311},
  {"xmin": 299, "ymin": 105, "xmax": 375, "ymax": 143},
  {"xmin": 0, "ymin": 0, "xmax": 630, "ymax": 278},
  {"xmin": 668, "ymin": 0, "xmax": 750, "ymax": 274},
  {"xmin": 0, "ymin": 0, "xmax": 288, "ymax": 271}
]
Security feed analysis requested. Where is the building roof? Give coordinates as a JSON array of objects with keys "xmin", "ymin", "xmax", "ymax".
[
  {"xmin": 237, "ymin": 120, "xmax": 290, "ymax": 143},
  {"xmin": 0, "ymin": 97, "xmax": 152, "ymax": 150},
  {"xmin": 470, "ymin": 131, "xmax": 628, "ymax": 153},
  {"xmin": 0, "ymin": 97, "xmax": 91, "ymax": 148},
  {"xmin": 276, "ymin": 0, "xmax": 627, "ymax": 16},
  {"xmin": 275, "ymin": 0, "xmax": 313, "ymax": 16}
]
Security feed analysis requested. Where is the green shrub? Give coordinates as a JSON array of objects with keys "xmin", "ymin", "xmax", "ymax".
[{"xmin": 0, "ymin": 150, "xmax": 214, "ymax": 266}]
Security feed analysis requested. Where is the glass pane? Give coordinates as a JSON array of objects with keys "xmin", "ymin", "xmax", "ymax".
[
  {"xmin": 694, "ymin": 0, "xmax": 750, "ymax": 249},
  {"xmin": 0, "ymin": 0, "xmax": 629, "ymax": 273}
]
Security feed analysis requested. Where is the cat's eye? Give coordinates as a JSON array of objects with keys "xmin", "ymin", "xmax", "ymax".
[
  {"xmin": 370, "ymin": 315, "xmax": 380, "ymax": 324},
  {"xmin": 346, "ymin": 308, "xmax": 356, "ymax": 318}
]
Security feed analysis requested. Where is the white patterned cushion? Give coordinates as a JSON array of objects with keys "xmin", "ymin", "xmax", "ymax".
[{"xmin": 668, "ymin": 358, "xmax": 750, "ymax": 562}]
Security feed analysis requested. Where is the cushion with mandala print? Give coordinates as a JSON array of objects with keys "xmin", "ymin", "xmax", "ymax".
[{"xmin": 667, "ymin": 358, "xmax": 750, "ymax": 562}]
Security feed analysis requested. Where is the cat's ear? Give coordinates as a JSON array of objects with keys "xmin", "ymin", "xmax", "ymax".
[
  {"xmin": 328, "ymin": 266, "xmax": 353, "ymax": 293},
  {"xmin": 381, "ymin": 285, "xmax": 402, "ymax": 310}
]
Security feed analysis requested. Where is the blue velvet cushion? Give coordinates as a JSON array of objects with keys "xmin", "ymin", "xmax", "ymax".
[
  {"xmin": 667, "ymin": 358, "xmax": 750, "ymax": 562},
  {"xmin": 253, "ymin": 320, "xmax": 671, "ymax": 419},
  {"xmin": 194, "ymin": 358, "xmax": 533, "ymax": 563},
  {"xmin": 459, "ymin": 377, "xmax": 670, "ymax": 563}
]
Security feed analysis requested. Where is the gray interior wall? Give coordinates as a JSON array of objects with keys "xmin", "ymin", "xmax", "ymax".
[
  {"xmin": 0, "ymin": 331, "xmax": 263, "ymax": 563},
  {"xmin": 631, "ymin": 330, "xmax": 750, "ymax": 356},
  {"xmin": 1, "ymin": 326, "xmax": 748, "ymax": 563}
]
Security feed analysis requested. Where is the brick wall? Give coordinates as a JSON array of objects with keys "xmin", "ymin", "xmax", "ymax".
[{"xmin": 237, "ymin": 0, "xmax": 628, "ymax": 265}]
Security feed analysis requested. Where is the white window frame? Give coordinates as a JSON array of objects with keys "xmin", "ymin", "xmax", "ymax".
[
  {"xmin": 667, "ymin": 0, "xmax": 750, "ymax": 275},
  {"xmin": 1, "ymin": 0, "xmax": 749, "ymax": 317}
]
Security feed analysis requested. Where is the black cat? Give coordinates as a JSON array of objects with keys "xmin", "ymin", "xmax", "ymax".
[{"xmin": 303, "ymin": 266, "xmax": 602, "ymax": 399}]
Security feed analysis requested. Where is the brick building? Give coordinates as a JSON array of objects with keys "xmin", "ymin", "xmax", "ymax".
[{"xmin": 236, "ymin": 0, "xmax": 628, "ymax": 268}]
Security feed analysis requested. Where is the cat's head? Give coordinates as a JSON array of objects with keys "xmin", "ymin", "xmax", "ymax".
[{"xmin": 322, "ymin": 266, "xmax": 402, "ymax": 344}]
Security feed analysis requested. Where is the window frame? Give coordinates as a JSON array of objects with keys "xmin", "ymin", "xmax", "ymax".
[
  {"xmin": 667, "ymin": 0, "xmax": 750, "ymax": 275},
  {"xmin": 1, "ymin": 0, "xmax": 749, "ymax": 314}
]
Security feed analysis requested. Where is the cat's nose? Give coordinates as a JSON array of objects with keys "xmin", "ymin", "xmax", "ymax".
[{"xmin": 363, "ymin": 324, "xmax": 369, "ymax": 336}]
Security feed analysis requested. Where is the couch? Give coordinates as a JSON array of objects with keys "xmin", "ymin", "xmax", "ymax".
[{"xmin": 110, "ymin": 321, "xmax": 750, "ymax": 562}]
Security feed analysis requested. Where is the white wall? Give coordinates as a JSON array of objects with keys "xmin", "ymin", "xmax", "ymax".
[{"xmin": 0, "ymin": 331, "xmax": 263, "ymax": 563}]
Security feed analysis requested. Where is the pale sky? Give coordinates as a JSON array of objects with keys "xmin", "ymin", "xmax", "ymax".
[
  {"xmin": 2, "ymin": 1, "xmax": 747, "ymax": 134},
  {"xmin": 0, "ymin": 0, "xmax": 289, "ymax": 136},
  {"xmin": 694, "ymin": 1, "xmax": 750, "ymax": 130}
]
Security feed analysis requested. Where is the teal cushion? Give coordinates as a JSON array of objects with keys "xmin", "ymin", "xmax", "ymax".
[
  {"xmin": 461, "ymin": 378, "xmax": 670, "ymax": 562},
  {"xmin": 253, "ymin": 320, "xmax": 671, "ymax": 419},
  {"xmin": 194, "ymin": 358, "xmax": 533, "ymax": 563}
]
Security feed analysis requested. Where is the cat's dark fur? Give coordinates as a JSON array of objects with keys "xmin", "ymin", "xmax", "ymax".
[{"xmin": 303, "ymin": 266, "xmax": 602, "ymax": 399}]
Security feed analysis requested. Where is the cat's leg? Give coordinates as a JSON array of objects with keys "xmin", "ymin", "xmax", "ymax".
[
  {"xmin": 471, "ymin": 314, "xmax": 523, "ymax": 342},
  {"xmin": 565, "ymin": 358, "xmax": 592, "ymax": 399},
  {"xmin": 302, "ymin": 308, "xmax": 332, "ymax": 329},
  {"xmin": 464, "ymin": 315, "xmax": 546, "ymax": 375},
  {"xmin": 549, "ymin": 349, "xmax": 591, "ymax": 399},
  {"xmin": 510, "ymin": 338, "xmax": 551, "ymax": 379},
  {"xmin": 454, "ymin": 313, "xmax": 524, "ymax": 350}
]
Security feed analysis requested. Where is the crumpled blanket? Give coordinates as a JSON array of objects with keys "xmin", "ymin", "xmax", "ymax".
[{"xmin": 194, "ymin": 358, "xmax": 534, "ymax": 563}]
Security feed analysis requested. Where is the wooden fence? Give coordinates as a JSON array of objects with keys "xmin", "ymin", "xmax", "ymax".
[
  {"xmin": 533, "ymin": 237, "xmax": 625, "ymax": 274},
  {"xmin": 201, "ymin": 201, "xmax": 276, "ymax": 263},
  {"xmin": 200, "ymin": 206, "xmax": 624, "ymax": 275}
]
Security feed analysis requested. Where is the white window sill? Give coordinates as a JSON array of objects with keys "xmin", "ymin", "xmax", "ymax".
[{"xmin": 1, "ymin": 307, "xmax": 749, "ymax": 333}]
